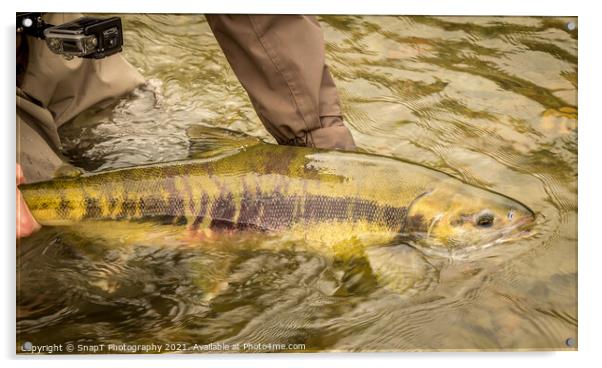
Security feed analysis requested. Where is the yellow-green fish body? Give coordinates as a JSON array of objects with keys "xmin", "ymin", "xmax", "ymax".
[{"xmin": 19, "ymin": 143, "xmax": 535, "ymax": 256}]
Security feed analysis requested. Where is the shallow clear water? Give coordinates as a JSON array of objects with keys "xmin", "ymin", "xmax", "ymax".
[{"xmin": 17, "ymin": 15, "xmax": 577, "ymax": 352}]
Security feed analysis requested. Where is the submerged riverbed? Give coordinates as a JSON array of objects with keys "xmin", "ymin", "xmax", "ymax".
[{"xmin": 17, "ymin": 15, "xmax": 577, "ymax": 352}]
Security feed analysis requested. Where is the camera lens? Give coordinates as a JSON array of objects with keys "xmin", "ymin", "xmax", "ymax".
[
  {"xmin": 84, "ymin": 36, "xmax": 98, "ymax": 51},
  {"xmin": 46, "ymin": 38, "xmax": 62, "ymax": 53}
]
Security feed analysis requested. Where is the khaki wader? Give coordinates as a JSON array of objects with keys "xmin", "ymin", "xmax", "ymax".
[{"xmin": 17, "ymin": 14, "xmax": 355, "ymax": 183}]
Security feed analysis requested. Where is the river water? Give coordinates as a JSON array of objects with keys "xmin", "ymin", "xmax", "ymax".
[{"xmin": 17, "ymin": 15, "xmax": 577, "ymax": 352}]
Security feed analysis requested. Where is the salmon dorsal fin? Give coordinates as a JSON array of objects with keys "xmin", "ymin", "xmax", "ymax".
[
  {"xmin": 53, "ymin": 163, "xmax": 86, "ymax": 179},
  {"xmin": 186, "ymin": 125, "xmax": 262, "ymax": 159}
]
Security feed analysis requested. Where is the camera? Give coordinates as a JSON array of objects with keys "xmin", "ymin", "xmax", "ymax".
[
  {"xmin": 44, "ymin": 17, "xmax": 123, "ymax": 59},
  {"xmin": 17, "ymin": 13, "xmax": 123, "ymax": 59}
]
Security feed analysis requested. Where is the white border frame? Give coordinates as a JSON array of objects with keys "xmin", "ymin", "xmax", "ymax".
[{"xmin": 3, "ymin": 1, "xmax": 599, "ymax": 367}]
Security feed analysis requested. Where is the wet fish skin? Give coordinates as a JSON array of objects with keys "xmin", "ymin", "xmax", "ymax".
[{"xmin": 19, "ymin": 143, "xmax": 535, "ymax": 253}]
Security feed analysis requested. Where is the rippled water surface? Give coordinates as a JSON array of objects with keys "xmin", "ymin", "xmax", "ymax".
[{"xmin": 17, "ymin": 15, "xmax": 577, "ymax": 352}]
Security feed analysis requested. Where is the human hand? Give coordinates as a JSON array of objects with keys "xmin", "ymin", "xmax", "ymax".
[{"xmin": 17, "ymin": 164, "xmax": 40, "ymax": 239}]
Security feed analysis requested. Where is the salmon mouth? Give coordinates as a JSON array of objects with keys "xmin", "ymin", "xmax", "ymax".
[
  {"xmin": 500, "ymin": 215, "xmax": 536, "ymax": 242},
  {"xmin": 405, "ymin": 213, "xmax": 537, "ymax": 259},
  {"xmin": 512, "ymin": 212, "xmax": 536, "ymax": 232}
]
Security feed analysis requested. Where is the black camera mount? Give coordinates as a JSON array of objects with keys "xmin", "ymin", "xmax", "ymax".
[{"xmin": 17, "ymin": 13, "xmax": 123, "ymax": 59}]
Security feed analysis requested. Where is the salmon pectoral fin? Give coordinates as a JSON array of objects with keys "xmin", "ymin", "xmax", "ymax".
[
  {"xmin": 188, "ymin": 253, "xmax": 238, "ymax": 304},
  {"xmin": 365, "ymin": 243, "xmax": 439, "ymax": 296}
]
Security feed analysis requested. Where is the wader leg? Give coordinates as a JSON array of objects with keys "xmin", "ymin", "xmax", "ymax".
[
  {"xmin": 16, "ymin": 13, "xmax": 145, "ymax": 182},
  {"xmin": 16, "ymin": 110, "xmax": 64, "ymax": 183},
  {"xmin": 206, "ymin": 15, "xmax": 356, "ymax": 150}
]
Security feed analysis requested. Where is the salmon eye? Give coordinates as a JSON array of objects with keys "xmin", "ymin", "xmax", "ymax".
[
  {"xmin": 475, "ymin": 213, "xmax": 494, "ymax": 228},
  {"xmin": 508, "ymin": 210, "xmax": 514, "ymax": 220}
]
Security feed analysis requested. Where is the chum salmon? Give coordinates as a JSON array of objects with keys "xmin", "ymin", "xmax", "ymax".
[{"xmin": 19, "ymin": 141, "xmax": 535, "ymax": 257}]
